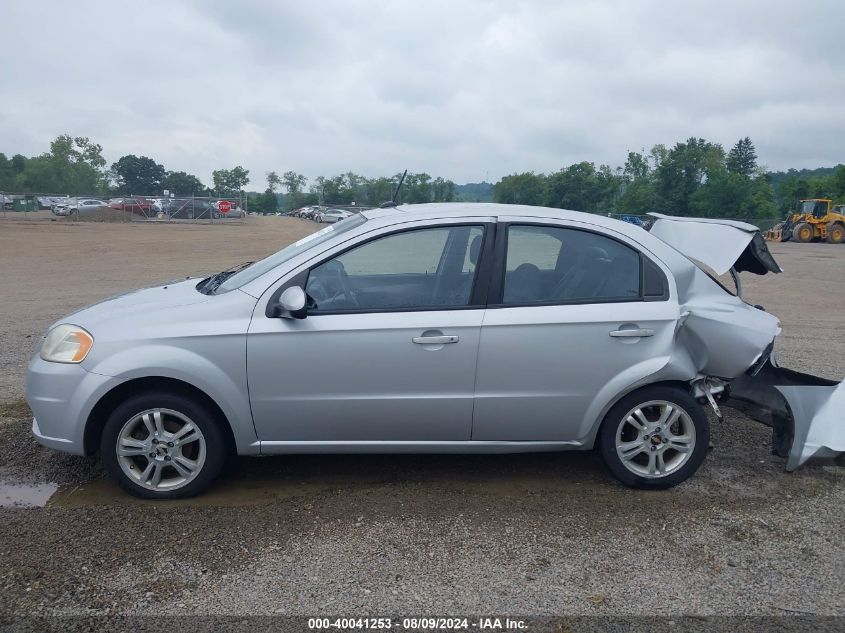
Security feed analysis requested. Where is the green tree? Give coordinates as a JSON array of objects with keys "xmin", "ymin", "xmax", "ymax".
[
  {"xmin": 432, "ymin": 177, "xmax": 456, "ymax": 202},
  {"xmin": 726, "ymin": 137, "xmax": 758, "ymax": 178},
  {"xmin": 653, "ymin": 138, "xmax": 725, "ymax": 215},
  {"xmin": 544, "ymin": 161, "xmax": 620, "ymax": 212},
  {"xmin": 282, "ymin": 170, "xmax": 307, "ymax": 195},
  {"xmin": 401, "ymin": 172, "xmax": 433, "ymax": 204},
  {"xmin": 363, "ymin": 176, "xmax": 397, "ymax": 206},
  {"xmin": 16, "ymin": 135, "xmax": 107, "ymax": 194},
  {"xmin": 280, "ymin": 170, "xmax": 308, "ymax": 210},
  {"xmin": 494, "ymin": 172, "xmax": 546, "ymax": 205},
  {"xmin": 250, "ymin": 188, "xmax": 278, "ymax": 214},
  {"xmin": 266, "ymin": 171, "xmax": 282, "ymax": 193},
  {"xmin": 161, "ymin": 171, "xmax": 206, "ymax": 196},
  {"xmin": 212, "ymin": 166, "xmax": 250, "ymax": 196},
  {"xmin": 111, "ymin": 155, "xmax": 166, "ymax": 194}
]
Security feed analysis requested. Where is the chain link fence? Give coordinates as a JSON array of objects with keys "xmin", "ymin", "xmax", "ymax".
[{"xmin": 0, "ymin": 192, "xmax": 248, "ymax": 224}]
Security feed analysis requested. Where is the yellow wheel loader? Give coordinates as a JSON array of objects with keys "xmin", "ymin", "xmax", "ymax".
[{"xmin": 766, "ymin": 198, "xmax": 845, "ymax": 243}]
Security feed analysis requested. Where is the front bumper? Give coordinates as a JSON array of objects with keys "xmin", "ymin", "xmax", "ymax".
[
  {"xmin": 725, "ymin": 357, "xmax": 844, "ymax": 469},
  {"xmin": 26, "ymin": 355, "xmax": 114, "ymax": 456}
]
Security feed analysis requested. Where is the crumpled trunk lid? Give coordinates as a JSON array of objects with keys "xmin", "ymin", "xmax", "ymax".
[
  {"xmin": 726, "ymin": 357, "xmax": 844, "ymax": 470},
  {"xmin": 648, "ymin": 213, "xmax": 782, "ymax": 276}
]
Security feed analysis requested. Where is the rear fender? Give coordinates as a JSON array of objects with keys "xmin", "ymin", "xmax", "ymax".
[{"xmin": 725, "ymin": 356, "xmax": 844, "ymax": 470}]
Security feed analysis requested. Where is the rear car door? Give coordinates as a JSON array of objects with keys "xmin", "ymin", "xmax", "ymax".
[
  {"xmin": 472, "ymin": 219, "xmax": 680, "ymax": 442},
  {"xmin": 247, "ymin": 219, "xmax": 494, "ymax": 443}
]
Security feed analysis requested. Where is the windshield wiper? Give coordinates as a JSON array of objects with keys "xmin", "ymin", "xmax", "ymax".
[{"xmin": 198, "ymin": 261, "xmax": 254, "ymax": 294}]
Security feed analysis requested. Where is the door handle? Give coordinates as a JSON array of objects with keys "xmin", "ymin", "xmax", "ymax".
[
  {"xmin": 412, "ymin": 335, "xmax": 459, "ymax": 345},
  {"xmin": 609, "ymin": 328, "xmax": 655, "ymax": 338}
]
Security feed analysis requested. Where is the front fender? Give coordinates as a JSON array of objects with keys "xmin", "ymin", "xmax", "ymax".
[{"xmin": 84, "ymin": 344, "xmax": 259, "ymax": 454}]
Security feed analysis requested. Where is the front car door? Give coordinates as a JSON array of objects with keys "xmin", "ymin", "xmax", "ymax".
[
  {"xmin": 247, "ymin": 219, "xmax": 493, "ymax": 445},
  {"xmin": 472, "ymin": 218, "xmax": 680, "ymax": 443}
]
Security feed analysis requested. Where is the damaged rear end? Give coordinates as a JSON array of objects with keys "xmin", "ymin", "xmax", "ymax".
[
  {"xmin": 727, "ymin": 357, "xmax": 844, "ymax": 470},
  {"xmin": 648, "ymin": 213, "xmax": 844, "ymax": 470}
]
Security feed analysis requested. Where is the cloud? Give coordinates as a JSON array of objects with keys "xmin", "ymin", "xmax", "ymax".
[{"xmin": 0, "ymin": 0, "xmax": 842, "ymax": 188}]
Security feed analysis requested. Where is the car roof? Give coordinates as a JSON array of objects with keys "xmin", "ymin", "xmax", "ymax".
[{"xmin": 362, "ymin": 202, "xmax": 633, "ymax": 232}]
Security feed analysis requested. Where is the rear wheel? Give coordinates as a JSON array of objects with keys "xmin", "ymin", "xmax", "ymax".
[
  {"xmin": 826, "ymin": 222, "xmax": 845, "ymax": 244},
  {"xmin": 598, "ymin": 386, "xmax": 709, "ymax": 489},
  {"xmin": 794, "ymin": 222, "xmax": 814, "ymax": 243},
  {"xmin": 100, "ymin": 391, "xmax": 227, "ymax": 499}
]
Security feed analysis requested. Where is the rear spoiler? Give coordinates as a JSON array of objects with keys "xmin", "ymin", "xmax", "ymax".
[{"xmin": 647, "ymin": 213, "xmax": 781, "ymax": 276}]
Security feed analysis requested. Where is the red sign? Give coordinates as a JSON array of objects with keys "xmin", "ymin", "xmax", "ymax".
[{"xmin": 217, "ymin": 200, "xmax": 232, "ymax": 214}]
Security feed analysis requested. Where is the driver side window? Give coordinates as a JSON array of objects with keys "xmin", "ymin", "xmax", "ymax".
[{"xmin": 306, "ymin": 225, "xmax": 484, "ymax": 312}]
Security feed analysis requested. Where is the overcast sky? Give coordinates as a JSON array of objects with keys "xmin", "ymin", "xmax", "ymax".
[{"xmin": 1, "ymin": 0, "xmax": 843, "ymax": 186}]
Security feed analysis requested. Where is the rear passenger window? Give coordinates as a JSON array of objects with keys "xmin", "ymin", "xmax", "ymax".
[
  {"xmin": 643, "ymin": 257, "xmax": 668, "ymax": 299},
  {"xmin": 502, "ymin": 225, "xmax": 642, "ymax": 304}
]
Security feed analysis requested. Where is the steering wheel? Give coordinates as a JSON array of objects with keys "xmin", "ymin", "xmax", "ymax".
[{"xmin": 319, "ymin": 260, "xmax": 359, "ymax": 308}]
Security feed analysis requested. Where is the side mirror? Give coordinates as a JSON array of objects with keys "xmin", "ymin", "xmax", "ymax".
[{"xmin": 274, "ymin": 286, "xmax": 308, "ymax": 319}]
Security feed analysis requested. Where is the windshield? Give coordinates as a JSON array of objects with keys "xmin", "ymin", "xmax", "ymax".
[
  {"xmin": 801, "ymin": 200, "xmax": 826, "ymax": 216},
  {"xmin": 216, "ymin": 213, "xmax": 367, "ymax": 292}
]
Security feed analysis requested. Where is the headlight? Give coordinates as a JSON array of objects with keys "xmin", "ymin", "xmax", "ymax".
[{"xmin": 40, "ymin": 324, "xmax": 94, "ymax": 363}]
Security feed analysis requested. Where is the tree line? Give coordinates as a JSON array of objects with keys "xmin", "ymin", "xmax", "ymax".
[
  {"xmin": 1, "ymin": 134, "xmax": 842, "ymax": 217},
  {"xmin": 495, "ymin": 137, "xmax": 844, "ymax": 219}
]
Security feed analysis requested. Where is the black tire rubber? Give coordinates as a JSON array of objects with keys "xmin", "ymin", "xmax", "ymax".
[
  {"xmin": 597, "ymin": 385, "xmax": 710, "ymax": 489},
  {"xmin": 826, "ymin": 222, "xmax": 845, "ymax": 244},
  {"xmin": 793, "ymin": 222, "xmax": 814, "ymax": 243},
  {"xmin": 100, "ymin": 390, "xmax": 228, "ymax": 499}
]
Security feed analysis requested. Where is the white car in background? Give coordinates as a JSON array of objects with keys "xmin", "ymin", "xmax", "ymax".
[{"xmin": 318, "ymin": 209, "xmax": 351, "ymax": 223}]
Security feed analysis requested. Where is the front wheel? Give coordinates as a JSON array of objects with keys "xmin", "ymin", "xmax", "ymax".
[
  {"xmin": 100, "ymin": 391, "xmax": 228, "ymax": 499},
  {"xmin": 793, "ymin": 222, "xmax": 814, "ymax": 243},
  {"xmin": 598, "ymin": 386, "xmax": 709, "ymax": 489}
]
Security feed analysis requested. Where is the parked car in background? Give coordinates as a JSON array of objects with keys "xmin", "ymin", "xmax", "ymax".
[
  {"xmin": 39, "ymin": 196, "xmax": 66, "ymax": 210},
  {"xmin": 108, "ymin": 198, "xmax": 152, "ymax": 214},
  {"xmin": 1, "ymin": 194, "xmax": 15, "ymax": 210},
  {"xmin": 619, "ymin": 215, "xmax": 644, "ymax": 227},
  {"xmin": 54, "ymin": 198, "xmax": 108, "ymax": 216},
  {"xmin": 318, "ymin": 208, "xmax": 351, "ymax": 223},
  {"xmin": 52, "ymin": 198, "xmax": 78, "ymax": 215},
  {"xmin": 209, "ymin": 201, "xmax": 246, "ymax": 219},
  {"xmin": 163, "ymin": 198, "xmax": 216, "ymax": 219}
]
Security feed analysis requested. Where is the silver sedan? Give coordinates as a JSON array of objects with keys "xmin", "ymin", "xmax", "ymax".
[
  {"xmin": 53, "ymin": 198, "xmax": 108, "ymax": 216},
  {"xmin": 26, "ymin": 204, "xmax": 844, "ymax": 498}
]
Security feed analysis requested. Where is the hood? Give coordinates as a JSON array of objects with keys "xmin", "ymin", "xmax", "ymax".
[
  {"xmin": 63, "ymin": 278, "xmax": 211, "ymax": 329},
  {"xmin": 647, "ymin": 213, "xmax": 781, "ymax": 276}
]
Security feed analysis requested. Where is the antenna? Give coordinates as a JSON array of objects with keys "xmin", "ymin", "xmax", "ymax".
[{"xmin": 380, "ymin": 169, "xmax": 407, "ymax": 208}]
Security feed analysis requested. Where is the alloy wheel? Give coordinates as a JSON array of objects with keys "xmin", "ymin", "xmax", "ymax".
[
  {"xmin": 115, "ymin": 408, "xmax": 206, "ymax": 491},
  {"xmin": 615, "ymin": 400, "xmax": 696, "ymax": 478}
]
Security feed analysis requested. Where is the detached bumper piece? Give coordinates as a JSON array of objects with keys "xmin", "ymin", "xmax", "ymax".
[{"xmin": 726, "ymin": 358, "xmax": 844, "ymax": 470}]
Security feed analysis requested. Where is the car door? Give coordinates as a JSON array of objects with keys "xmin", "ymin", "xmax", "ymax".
[
  {"xmin": 247, "ymin": 220, "xmax": 493, "ymax": 444},
  {"xmin": 472, "ymin": 219, "xmax": 680, "ymax": 442}
]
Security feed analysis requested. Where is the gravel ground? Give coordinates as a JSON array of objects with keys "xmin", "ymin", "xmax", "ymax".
[{"xmin": 0, "ymin": 217, "xmax": 843, "ymax": 621}]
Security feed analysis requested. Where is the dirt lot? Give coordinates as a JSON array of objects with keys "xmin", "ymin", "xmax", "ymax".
[{"xmin": 0, "ymin": 215, "xmax": 843, "ymax": 620}]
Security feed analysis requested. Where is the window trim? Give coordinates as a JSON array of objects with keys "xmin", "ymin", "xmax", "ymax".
[
  {"xmin": 488, "ymin": 221, "xmax": 669, "ymax": 308},
  {"xmin": 266, "ymin": 222, "xmax": 496, "ymax": 317}
]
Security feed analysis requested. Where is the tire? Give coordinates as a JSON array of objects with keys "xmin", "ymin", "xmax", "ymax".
[
  {"xmin": 597, "ymin": 385, "xmax": 709, "ymax": 489},
  {"xmin": 793, "ymin": 222, "xmax": 814, "ymax": 243},
  {"xmin": 826, "ymin": 222, "xmax": 845, "ymax": 244},
  {"xmin": 100, "ymin": 390, "xmax": 228, "ymax": 499}
]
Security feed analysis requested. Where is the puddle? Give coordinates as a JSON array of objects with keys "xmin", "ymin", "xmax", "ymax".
[{"xmin": 0, "ymin": 480, "xmax": 58, "ymax": 508}]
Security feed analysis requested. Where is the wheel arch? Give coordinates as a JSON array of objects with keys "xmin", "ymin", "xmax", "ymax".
[
  {"xmin": 84, "ymin": 376, "xmax": 237, "ymax": 457},
  {"xmin": 582, "ymin": 379, "xmax": 697, "ymax": 449}
]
